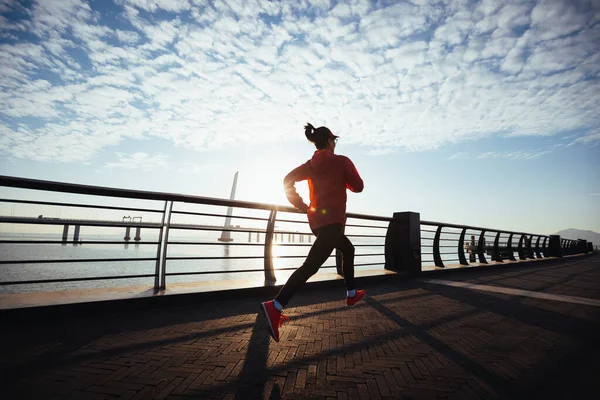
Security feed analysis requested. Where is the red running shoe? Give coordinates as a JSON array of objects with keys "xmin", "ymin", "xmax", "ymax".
[
  {"xmin": 346, "ymin": 289, "xmax": 366, "ymax": 307},
  {"xmin": 261, "ymin": 300, "xmax": 289, "ymax": 342}
]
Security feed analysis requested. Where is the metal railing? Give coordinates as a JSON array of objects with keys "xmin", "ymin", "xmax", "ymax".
[
  {"xmin": 420, "ymin": 221, "xmax": 552, "ymax": 268},
  {"xmin": 0, "ymin": 175, "xmax": 591, "ymax": 294}
]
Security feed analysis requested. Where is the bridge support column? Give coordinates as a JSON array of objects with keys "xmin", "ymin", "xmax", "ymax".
[
  {"xmin": 124, "ymin": 226, "xmax": 131, "ymax": 241},
  {"xmin": 73, "ymin": 225, "xmax": 81, "ymax": 244},
  {"xmin": 384, "ymin": 212, "xmax": 421, "ymax": 276},
  {"xmin": 134, "ymin": 227, "xmax": 141, "ymax": 241},
  {"xmin": 62, "ymin": 225, "xmax": 69, "ymax": 244},
  {"xmin": 548, "ymin": 235, "xmax": 562, "ymax": 257}
]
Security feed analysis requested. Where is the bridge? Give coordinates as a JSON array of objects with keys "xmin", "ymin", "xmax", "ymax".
[
  {"xmin": 0, "ymin": 175, "xmax": 597, "ymax": 399},
  {"xmin": 0, "ymin": 216, "xmax": 312, "ymax": 243}
]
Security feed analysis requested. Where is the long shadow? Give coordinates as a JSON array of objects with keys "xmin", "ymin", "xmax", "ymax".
[
  {"xmin": 206, "ymin": 278, "xmax": 599, "ymax": 398},
  {"xmin": 419, "ymin": 281, "xmax": 600, "ymax": 338},
  {"xmin": 1, "ymin": 287, "xmax": 426, "ymax": 388},
  {"xmin": 181, "ymin": 294, "xmax": 511, "ymax": 398},
  {"xmin": 364, "ymin": 296, "xmax": 513, "ymax": 399},
  {"xmin": 419, "ymin": 281, "xmax": 600, "ymax": 397},
  {"xmin": 426, "ymin": 257, "xmax": 600, "ymax": 306},
  {"xmin": 166, "ymin": 276, "xmax": 600, "ymax": 399},
  {"xmin": 232, "ymin": 313, "xmax": 271, "ymax": 400}
]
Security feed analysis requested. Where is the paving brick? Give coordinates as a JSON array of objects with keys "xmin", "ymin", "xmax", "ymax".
[{"xmin": 1, "ymin": 255, "xmax": 599, "ymax": 400}]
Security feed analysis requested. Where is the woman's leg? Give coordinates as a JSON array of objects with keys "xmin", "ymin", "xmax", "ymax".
[
  {"xmin": 335, "ymin": 234, "xmax": 356, "ymax": 291},
  {"xmin": 275, "ymin": 224, "xmax": 343, "ymax": 307}
]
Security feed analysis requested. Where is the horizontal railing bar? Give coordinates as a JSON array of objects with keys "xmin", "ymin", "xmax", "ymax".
[
  {"xmin": 420, "ymin": 219, "xmax": 549, "ymax": 238},
  {"xmin": 421, "ymin": 229, "xmax": 438, "ymax": 233},
  {"xmin": 0, "ymin": 198, "xmax": 163, "ymax": 213},
  {"xmin": 168, "ymin": 225, "xmax": 266, "ymax": 234},
  {"xmin": 346, "ymin": 234, "xmax": 386, "ymax": 238},
  {"xmin": 165, "ymin": 269, "xmax": 265, "ymax": 276},
  {"xmin": 355, "ymin": 262, "xmax": 385, "ymax": 267},
  {"xmin": 0, "ymin": 274, "xmax": 156, "ymax": 285},
  {"xmin": 355, "ymin": 253, "xmax": 385, "ymax": 257},
  {"xmin": 171, "ymin": 210, "xmax": 269, "ymax": 222},
  {"xmin": 0, "ymin": 217, "xmax": 163, "ymax": 228},
  {"xmin": 166, "ymin": 256, "xmax": 264, "ymax": 260},
  {"xmin": 0, "ymin": 258, "xmax": 157, "ymax": 265},
  {"xmin": 168, "ymin": 241, "xmax": 265, "ymax": 246},
  {"xmin": 0, "ymin": 174, "xmax": 300, "ymax": 213},
  {"xmin": 346, "ymin": 213, "xmax": 393, "ymax": 222},
  {"xmin": 0, "ymin": 240, "xmax": 160, "ymax": 245},
  {"xmin": 271, "ymin": 243, "xmax": 313, "ymax": 247},
  {"xmin": 164, "ymin": 265, "xmax": 339, "ymax": 277},
  {"xmin": 345, "ymin": 223, "xmax": 388, "ymax": 229},
  {"xmin": 270, "ymin": 218, "xmax": 309, "ymax": 224}
]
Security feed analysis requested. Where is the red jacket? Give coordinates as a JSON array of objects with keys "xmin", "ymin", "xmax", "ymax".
[{"xmin": 284, "ymin": 149, "xmax": 364, "ymax": 231}]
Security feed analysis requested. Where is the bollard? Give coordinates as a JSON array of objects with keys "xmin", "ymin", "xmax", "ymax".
[
  {"xmin": 548, "ymin": 235, "xmax": 562, "ymax": 257},
  {"xmin": 384, "ymin": 212, "xmax": 421, "ymax": 276}
]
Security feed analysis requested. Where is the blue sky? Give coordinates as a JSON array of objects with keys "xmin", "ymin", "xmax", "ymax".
[{"xmin": 0, "ymin": 0, "xmax": 599, "ymax": 235}]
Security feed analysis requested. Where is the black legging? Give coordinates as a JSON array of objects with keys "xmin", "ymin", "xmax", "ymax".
[{"xmin": 275, "ymin": 223, "xmax": 355, "ymax": 307}]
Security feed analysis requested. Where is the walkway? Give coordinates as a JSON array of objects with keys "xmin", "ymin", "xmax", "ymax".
[{"xmin": 1, "ymin": 254, "xmax": 599, "ymax": 399}]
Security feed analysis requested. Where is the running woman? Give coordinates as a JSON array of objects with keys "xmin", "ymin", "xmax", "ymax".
[{"xmin": 261, "ymin": 123, "xmax": 366, "ymax": 342}]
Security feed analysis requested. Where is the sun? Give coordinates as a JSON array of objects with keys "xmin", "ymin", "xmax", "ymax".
[{"xmin": 237, "ymin": 158, "xmax": 309, "ymax": 207}]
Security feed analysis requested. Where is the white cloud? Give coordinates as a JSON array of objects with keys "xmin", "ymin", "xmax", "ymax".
[
  {"xmin": 118, "ymin": 0, "xmax": 191, "ymax": 13},
  {"xmin": 477, "ymin": 149, "xmax": 554, "ymax": 160},
  {"xmin": 116, "ymin": 29, "xmax": 141, "ymax": 44},
  {"xmin": 0, "ymin": 0, "xmax": 599, "ymax": 163},
  {"xmin": 104, "ymin": 152, "xmax": 170, "ymax": 170},
  {"xmin": 573, "ymin": 128, "xmax": 600, "ymax": 145}
]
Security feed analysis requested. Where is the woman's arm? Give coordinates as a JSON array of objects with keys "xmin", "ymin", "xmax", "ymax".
[{"xmin": 283, "ymin": 162, "xmax": 311, "ymax": 211}]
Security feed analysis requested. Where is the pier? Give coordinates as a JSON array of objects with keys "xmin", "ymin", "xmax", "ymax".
[
  {"xmin": 0, "ymin": 175, "xmax": 598, "ymax": 399},
  {"xmin": 1, "ymin": 254, "xmax": 598, "ymax": 399}
]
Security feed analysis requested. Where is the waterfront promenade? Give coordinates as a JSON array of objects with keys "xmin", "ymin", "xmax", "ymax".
[{"xmin": 1, "ymin": 254, "xmax": 599, "ymax": 399}]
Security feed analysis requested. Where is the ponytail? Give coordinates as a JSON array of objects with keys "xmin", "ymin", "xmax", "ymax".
[{"xmin": 304, "ymin": 123, "xmax": 315, "ymax": 142}]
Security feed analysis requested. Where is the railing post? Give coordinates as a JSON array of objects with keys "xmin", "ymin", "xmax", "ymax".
[
  {"xmin": 433, "ymin": 225, "xmax": 444, "ymax": 268},
  {"xmin": 154, "ymin": 201, "xmax": 169, "ymax": 292},
  {"xmin": 535, "ymin": 236, "xmax": 542, "ymax": 258},
  {"xmin": 264, "ymin": 209, "xmax": 277, "ymax": 283},
  {"xmin": 457, "ymin": 228, "xmax": 468, "ymax": 265},
  {"xmin": 577, "ymin": 239, "xmax": 587, "ymax": 254},
  {"xmin": 506, "ymin": 233, "xmax": 516, "ymax": 261},
  {"xmin": 491, "ymin": 231, "xmax": 502, "ymax": 262},
  {"xmin": 335, "ymin": 225, "xmax": 345, "ymax": 276},
  {"xmin": 159, "ymin": 201, "xmax": 174, "ymax": 290},
  {"xmin": 526, "ymin": 235, "xmax": 534, "ymax": 258},
  {"xmin": 384, "ymin": 212, "xmax": 421, "ymax": 276},
  {"xmin": 548, "ymin": 235, "xmax": 562, "ymax": 257},
  {"xmin": 518, "ymin": 235, "xmax": 526, "ymax": 260},
  {"xmin": 542, "ymin": 237, "xmax": 548, "ymax": 257},
  {"xmin": 477, "ymin": 230, "xmax": 487, "ymax": 264}
]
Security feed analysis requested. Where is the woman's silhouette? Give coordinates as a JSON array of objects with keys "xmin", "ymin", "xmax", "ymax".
[{"xmin": 261, "ymin": 123, "xmax": 365, "ymax": 342}]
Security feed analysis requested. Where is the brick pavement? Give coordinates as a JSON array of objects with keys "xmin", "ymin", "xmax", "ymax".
[{"xmin": 1, "ymin": 254, "xmax": 599, "ymax": 399}]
